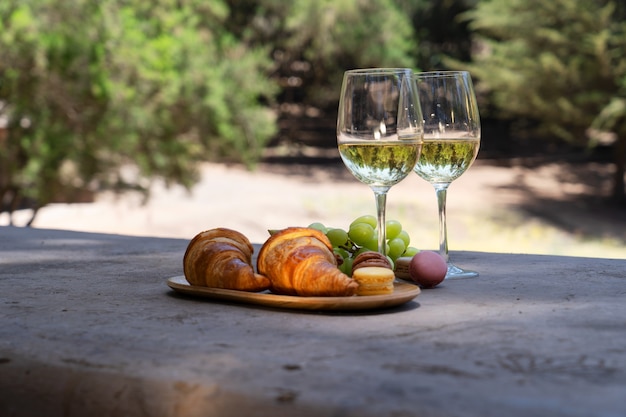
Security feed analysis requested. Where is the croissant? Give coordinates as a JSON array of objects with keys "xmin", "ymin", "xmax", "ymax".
[
  {"xmin": 257, "ymin": 227, "xmax": 358, "ymax": 297},
  {"xmin": 183, "ymin": 228, "xmax": 270, "ymax": 292}
]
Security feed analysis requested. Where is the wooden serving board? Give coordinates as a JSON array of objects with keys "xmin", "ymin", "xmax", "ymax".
[{"xmin": 166, "ymin": 276, "xmax": 421, "ymax": 311}]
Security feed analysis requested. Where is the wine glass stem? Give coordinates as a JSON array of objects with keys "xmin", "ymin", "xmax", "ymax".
[
  {"xmin": 373, "ymin": 188, "xmax": 388, "ymax": 257},
  {"xmin": 434, "ymin": 184, "xmax": 450, "ymax": 263}
]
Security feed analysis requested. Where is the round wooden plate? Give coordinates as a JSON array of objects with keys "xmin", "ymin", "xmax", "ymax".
[{"xmin": 166, "ymin": 276, "xmax": 421, "ymax": 311}]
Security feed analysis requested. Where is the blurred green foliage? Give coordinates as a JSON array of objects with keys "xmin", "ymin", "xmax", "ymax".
[
  {"xmin": 1, "ymin": 0, "xmax": 625, "ymax": 223},
  {"xmin": 458, "ymin": 0, "xmax": 626, "ymax": 200},
  {"xmin": 226, "ymin": 0, "xmax": 418, "ymax": 109},
  {"xmin": 0, "ymin": 0, "xmax": 421, "ymax": 222},
  {"xmin": 0, "ymin": 0, "xmax": 280, "ymax": 220}
]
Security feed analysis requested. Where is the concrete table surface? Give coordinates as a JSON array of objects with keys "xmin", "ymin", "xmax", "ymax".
[{"xmin": 1, "ymin": 226, "xmax": 625, "ymax": 417}]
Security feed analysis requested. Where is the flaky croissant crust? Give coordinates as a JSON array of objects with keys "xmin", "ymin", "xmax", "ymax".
[
  {"xmin": 183, "ymin": 227, "xmax": 270, "ymax": 292},
  {"xmin": 257, "ymin": 227, "xmax": 358, "ymax": 297}
]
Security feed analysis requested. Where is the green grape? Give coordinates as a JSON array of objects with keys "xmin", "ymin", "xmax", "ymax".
[
  {"xmin": 385, "ymin": 220, "xmax": 403, "ymax": 240},
  {"xmin": 397, "ymin": 230, "xmax": 410, "ymax": 247},
  {"xmin": 402, "ymin": 246, "xmax": 420, "ymax": 257},
  {"xmin": 333, "ymin": 247, "xmax": 350, "ymax": 260},
  {"xmin": 353, "ymin": 246, "xmax": 371, "ymax": 257},
  {"xmin": 339, "ymin": 256, "xmax": 353, "ymax": 275},
  {"xmin": 348, "ymin": 222, "xmax": 375, "ymax": 246},
  {"xmin": 364, "ymin": 235, "xmax": 379, "ymax": 251},
  {"xmin": 308, "ymin": 222, "xmax": 327, "ymax": 233},
  {"xmin": 336, "ymin": 257, "xmax": 345, "ymax": 273},
  {"xmin": 326, "ymin": 228, "xmax": 349, "ymax": 248},
  {"xmin": 387, "ymin": 237, "xmax": 407, "ymax": 261},
  {"xmin": 364, "ymin": 236, "xmax": 390, "ymax": 253},
  {"xmin": 350, "ymin": 215, "xmax": 377, "ymax": 229}
]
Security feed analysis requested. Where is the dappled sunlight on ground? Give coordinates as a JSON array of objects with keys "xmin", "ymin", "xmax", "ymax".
[{"xmin": 3, "ymin": 159, "xmax": 625, "ymax": 260}]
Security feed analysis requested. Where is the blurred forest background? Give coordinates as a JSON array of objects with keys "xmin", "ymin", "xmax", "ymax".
[{"xmin": 1, "ymin": 0, "xmax": 625, "ymax": 240}]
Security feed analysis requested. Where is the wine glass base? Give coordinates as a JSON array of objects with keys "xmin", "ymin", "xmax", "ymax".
[{"xmin": 445, "ymin": 262, "xmax": 479, "ymax": 280}]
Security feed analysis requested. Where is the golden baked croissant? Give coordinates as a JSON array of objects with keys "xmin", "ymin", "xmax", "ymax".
[
  {"xmin": 183, "ymin": 228, "xmax": 270, "ymax": 292},
  {"xmin": 257, "ymin": 227, "xmax": 358, "ymax": 297}
]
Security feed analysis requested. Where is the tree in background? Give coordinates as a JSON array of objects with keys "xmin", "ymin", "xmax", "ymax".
[
  {"xmin": 0, "ymin": 0, "xmax": 277, "ymax": 221},
  {"xmin": 0, "ymin": 0, "xmax": 278, "ymax": 224},
  {"xmin": 397, "ymin": 0, "xmax": 474, "ymax": 71},
  {"xmin": 226, "ymin": 0, "xmax": 417, "ymax": 148},
  {"xmin": 460, "ymin": 0, "xmax": 626, "ymax": 202},
  {"xmin": 280, "ymin": 0, "xmax": 416, "ymax": 108},
  {"xmin": 1, "ymin": 0, "xmax": 420, "ymax": 224}
]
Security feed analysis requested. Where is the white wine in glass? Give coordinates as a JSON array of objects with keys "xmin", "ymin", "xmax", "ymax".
[
  {"xmin": 413, "ymin": 71, "xmax": 481, "ymax": 279},
  {"xmin": 337, "ymin": 68, "xmax": 423, "ymax": 258}
]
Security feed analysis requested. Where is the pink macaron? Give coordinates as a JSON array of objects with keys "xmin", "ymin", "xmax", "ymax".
[{"xmin": 409, "ymin": 251, "xmax": 447, "ymax": 288}]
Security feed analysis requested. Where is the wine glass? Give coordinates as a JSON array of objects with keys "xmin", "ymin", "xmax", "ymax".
[
  {"xmin": 337, "ymin": 68, "xmax": 423, "ymax": 257},
  {"xmin": 413, "ymin": 71, "xmax": 481, "ymax": 279}
]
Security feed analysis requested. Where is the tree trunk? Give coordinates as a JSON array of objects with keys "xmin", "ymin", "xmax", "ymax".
[{"xmin": 612, "ymin": 135, "xmax": 626, "ymax": 203}]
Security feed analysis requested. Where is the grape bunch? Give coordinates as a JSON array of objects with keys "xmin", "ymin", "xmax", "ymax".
[{"xmin": 308, "ymin": 215, "xmax": 419, "ymax": 276}]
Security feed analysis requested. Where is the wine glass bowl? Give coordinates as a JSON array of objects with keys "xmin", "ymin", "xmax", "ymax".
[
  {"xmin": 413, "ymin": 71, "xmax": 481, "ymax": 279},
  {"xmin": 337, "ymin": 68, "xmax": 423, "ymax": 257}
]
